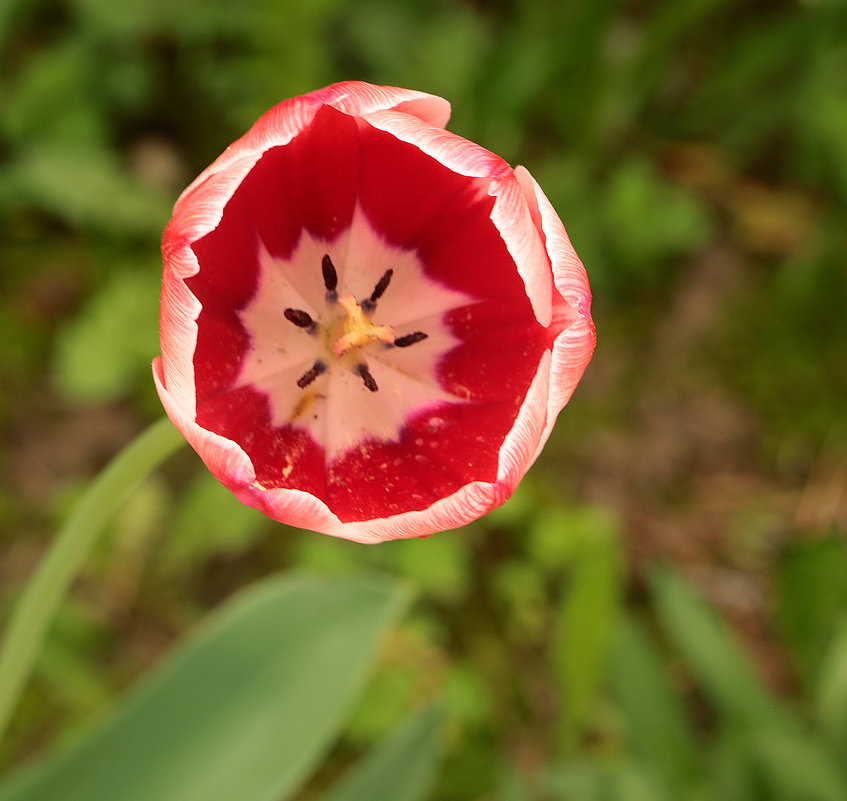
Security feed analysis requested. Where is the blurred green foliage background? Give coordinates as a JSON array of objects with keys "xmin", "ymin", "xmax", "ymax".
[{"xmin": 1, "ymin": 0, "xmax": 847, "ymax": 798}]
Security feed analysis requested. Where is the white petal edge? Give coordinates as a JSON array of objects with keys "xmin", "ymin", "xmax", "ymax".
[
  {"xmin": 154, "ymin": 356, "xmax": 257, "ymax": 489},
  {"xmin": 514, "ymin": 166, "xmax": 596, "ymax": 423},
  {"xmin": 538, "ymin": 318, "xmax": 597, "ymax": 456},
  {"xmin": 158, "ymin": 244, "xmax": 201, "ymax": 417},
  {"xmin": 173, "ymin": 83, "xmax": 451, "ymax": 222},
  {"xmin": 360, "ymin": 110, "xmax": 554, "ymax": 327},
  {"xmin": 514, "ymin": 166, "xmax": 592, "ymax": 314},
  {"xmin": 216, "ymin": 351, "xmax": 555, "ymax": 543}
]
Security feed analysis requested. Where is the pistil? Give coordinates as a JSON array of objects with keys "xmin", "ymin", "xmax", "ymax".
[{"xmin": 331, "ymin": 295, "xmax": 395, "ymax": 356}]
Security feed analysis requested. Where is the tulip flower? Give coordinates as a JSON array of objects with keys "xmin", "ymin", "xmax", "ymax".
[{"xmin": 153, "ymin": 81, "xmax": 595, "ymax": 542}]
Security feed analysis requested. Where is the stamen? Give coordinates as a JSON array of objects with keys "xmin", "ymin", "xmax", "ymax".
[
  {"xmin": 297, "ymin": 360, "xmax": 327, "ymax": 388},
  {"xmin": 394, "ymin": 331, "xmax": 428, "ymax": 348},
  {"xmin": 284, "ymin": 308, "xmax": 315, "ymax": 329},
  {"xmin": 321, "ymin": 254, "xmax": 338, "ymax": 293},
  {"xmin": 355, "ymin": 363, "xmax": 378, "ymax": 392},
  {"xmin": 370, "ymin": 269, "xmax": 393, "ymax": 303},
  {"xmin": 362, "ymin": 269, "xmax": 393, "ymax": 312}
]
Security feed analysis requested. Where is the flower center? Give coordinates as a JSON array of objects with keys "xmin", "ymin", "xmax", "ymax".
[
  {"xmin": 236, "ymin": 225, "xmax": 474, "ymax": 460},
  {"xmin": 283, "ymin": 255, "xmax": 428, "ymax": 393},
  {"xmin": 332, "ymin": 294, "xmax": 395, "ymax": 356}
]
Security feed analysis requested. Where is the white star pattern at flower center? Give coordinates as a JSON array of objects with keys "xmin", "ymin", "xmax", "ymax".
[{"xmin": 236, "ymin": 212, "xmax": 473, "ymax": 460}]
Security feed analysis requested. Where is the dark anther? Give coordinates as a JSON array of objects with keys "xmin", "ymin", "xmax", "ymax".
[
  {"xmin": 284, "ymin": 308, "xmax": 315, "ymax": 329},
  {"xmin": 297, "ymin": 360, "xmax": 327, "ymax": 389},
  {"xmin": 355, "ymin": 363, "xmax": 378, "ymax": 392},
  {"xmin": 369, "ymin": 269, "xmax": 393, "ymax": 303},
  {"xmin": 362, "ymin": 269, "xmax": 393, "ymax": 313},
  {"xmin": 394, "ymin": 331, "xmax": 428, "ymax": 348},
  {"xmin": 321, "ymin": 254, "xmax": 338, "ymax": 293}
]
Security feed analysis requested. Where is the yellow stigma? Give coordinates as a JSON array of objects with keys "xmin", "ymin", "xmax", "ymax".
[{"xmin": 331, "ymin": 294, "xmax": 395, "ymax": 356}]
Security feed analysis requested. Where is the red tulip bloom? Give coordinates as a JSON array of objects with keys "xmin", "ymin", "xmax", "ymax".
[{"xmin": 153, "ymin": 82, "xmax": 594, "ymax": 542}]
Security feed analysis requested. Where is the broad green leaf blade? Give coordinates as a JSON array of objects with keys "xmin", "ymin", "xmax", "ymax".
[
  {"xmin": 322, "ymin": 706, "xmax": 442, "ymax": 801},
  {"xmin": 650, "ymin": 565, "xmax": 777, "ymax": 726},
  {"xmin": 609, "ymin": 615, "xmax": 701, "ymax": 792},
  {"xmin": 0, "ymin": 574, "xmax": 410, "ymax": 801}
]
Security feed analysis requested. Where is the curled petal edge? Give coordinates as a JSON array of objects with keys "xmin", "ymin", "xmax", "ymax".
[
  {"xmin": 158, "ymin": 242, "xmax": 200, "ymax": 416},
  {"xmin": 515, "ymin": 165, "xmax": 596, "ymax": 435},
  {"xmin": 514, "ymin": 166, "xmax": 593, "ymax": 318}
]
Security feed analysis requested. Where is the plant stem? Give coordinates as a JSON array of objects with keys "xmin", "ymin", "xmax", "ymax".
[{"xmin": 0, "ymin": 416, "xmax": 186, "ymax": 743}]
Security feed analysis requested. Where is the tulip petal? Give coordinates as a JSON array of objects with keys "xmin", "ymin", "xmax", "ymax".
[
  {"xmin": 514, "ymin": 166, "xmax": 596, "ymax": 429},
  {"xmin": 176, "ymin": 82, "xmax": 450, "ymax": 215},
  {"xmin": 360, "ymin": 111, "xmax": 554, "ymax": 326}
]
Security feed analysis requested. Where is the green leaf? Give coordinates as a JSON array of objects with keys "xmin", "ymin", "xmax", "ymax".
[
  {"xmin": 805, "ymin": 34, "xmax": 847, "ymax": 200},
  {"xmin": 601, "ymin": 763, "xmax": 674, "ymax": 801},
  {"xmin": 0, "ymin": 39, "xmax": 106, "ymax": 148},
  {"xmin": 776, "ymin": 537, "xmax": 847, "ymax": 684},
  {"xmin": 552, "ymin": 512, "xmax": 622, "ymax": 747},
  {"xmin": 344, "ymin": 623, "xmax": 429, "ymax": 743},
  {"xmin": 710, "ymin": 727, "xmax": 760, "ymax": 801},
  {"xmin": 749, "ymin": 726, "xmax": 847, "ymax": 801},
  {"xmin": 9, "ymin": 145, "xmax": 170, "ymax": 235},
  {"xmin": 161, "ymin": 471, "xmax": 266, "ymax": 576},
  {"xmin": 322, "ymin": 706, "xmax": 442, "ymax": 801},
  {"xmin": 494, "ymin": 766, "xmax": 532, "ymax": 801},
  {"xmin": 527, "ymin": 505, "xmax": 609, "ymax": 570},
  {"xmin": 380, "ymin": 535, "xmax": 470, "ymax": 603},
  {"xmin": 52, "ymin": 268, "xmax": 160, "ymax": 403},
  {"xmin": 650, "ymin": 565, "xmax": 776, "ymax": 726},
  {"xmin": 602, "ymin": 158, "xmax": 711, "ymax": 286},
  {"xmin": 609, "ymin": 616, "xmax": 701, "ymax": 792},
  {"xmin": 544, "ymin": 759, "xmax": 604, "ymax": 799},
  {"xmin": 545, "ymin": 759, "xmax": 674, "ymax": 801},
  {"xmin": 0, "ymin": 573, "xmax": 410, "ymax": 801},
  {"xmin": 627, "ymin": 0, "xmax": 735, "ymax": 116},
  {"xmin": 816, "ymin": 616, "xmax": 847, "ymax": 755}
]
